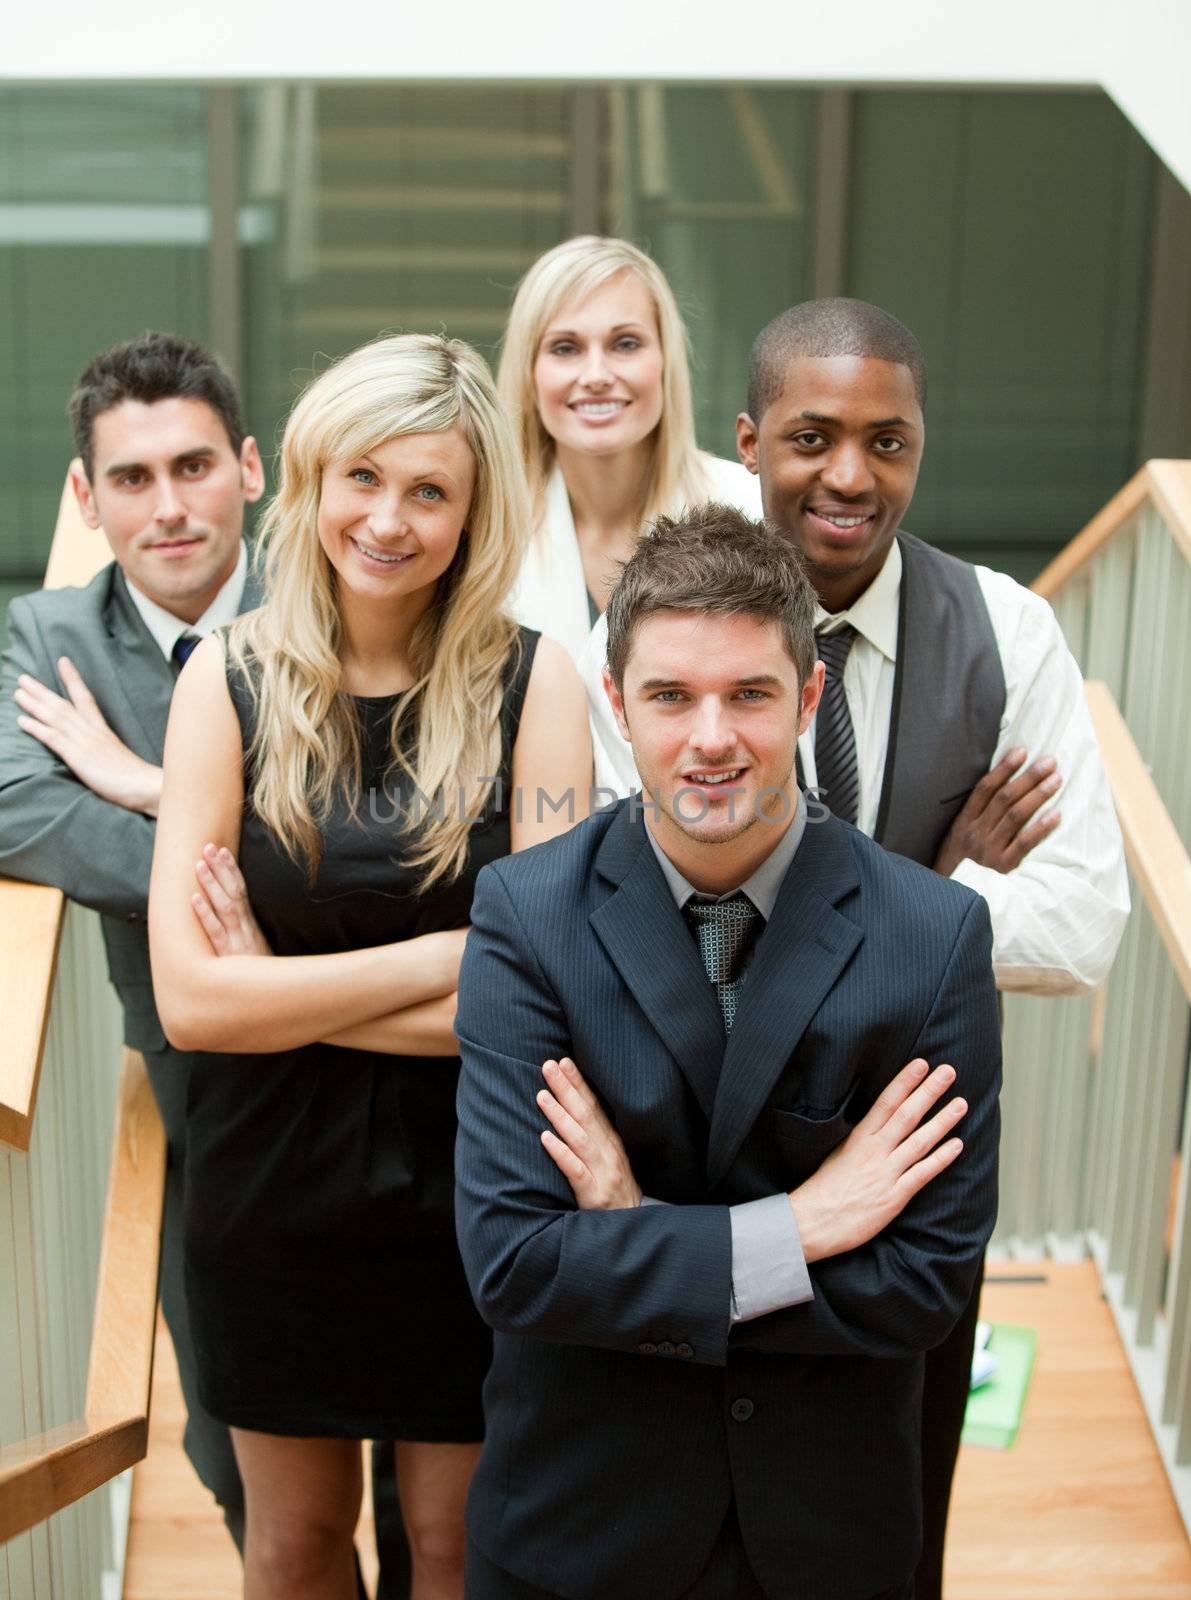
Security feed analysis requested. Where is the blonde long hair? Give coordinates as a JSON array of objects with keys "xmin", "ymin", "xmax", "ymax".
[
  {"xmin": 498, "ymin": 236, "xmax": 711, "ymax": 530},
  {"xmin": 228, "ymin": 334, "xmax": 528, "ymax": 890}
]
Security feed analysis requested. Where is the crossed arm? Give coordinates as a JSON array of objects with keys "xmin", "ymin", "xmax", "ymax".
[
  {"xmin": 936, "ymin": 583, "xmax": 1128, "ymax": 991},
  {"xmin": 150, "ymin": 632, "xmax": 592, "ymax": 1056},
  {"xmin": 0, "ymin": 599, "xmax": 157, "ymax": 915},
  {"xmin": 455, "ymin": 867, "xmax": 1001, "ymax": 1366}
]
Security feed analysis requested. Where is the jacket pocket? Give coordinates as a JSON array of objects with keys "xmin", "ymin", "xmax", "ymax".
[{"xmin": 765, "ymin": 1103, "xmax": 853, "ymax": 1177}]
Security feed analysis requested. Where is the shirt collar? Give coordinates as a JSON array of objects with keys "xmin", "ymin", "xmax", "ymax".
[
  {"xmin": 814, "ymin": 537, "xmax": 901, "ymax": 663},
  {"xmin": 645, "ymin": 790, "xmax": 807, "ymax": 921},
  {"xmin": 123, "ymin": 543, "xmax": 248, "ymax": 661}
]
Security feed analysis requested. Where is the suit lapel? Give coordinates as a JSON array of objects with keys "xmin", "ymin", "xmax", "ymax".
[
  {"xmin": 589, "ymin": 805, "xmax": 726, "ymax": 1120},
  {"xmin": 100, "ymin": 545, "xmax": 260, "ymax": 758},
  {"xmin": 101, "ymin": 572, "xmax": 176, "ymax": 758},
  {"xmin": 872, "ymin": 539, "xmax": 909, "ymax": 844},
  {"xmin": 706, "ymin": 818, "xmax": 863, "ymax": 1190},
  {"xmin": 239, "ymin": 561, "xmax": 265, "ymax": 613}
]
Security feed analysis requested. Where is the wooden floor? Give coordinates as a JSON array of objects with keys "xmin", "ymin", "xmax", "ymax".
[{"xmin": 123, "ymin": 1262, "xmax": 1191, "ymax": 1599}]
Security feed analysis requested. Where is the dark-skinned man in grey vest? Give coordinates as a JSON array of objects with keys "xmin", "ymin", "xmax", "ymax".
[{"xmin": 575, "ymin": 298, "xmax": 1129, "ymax": 1598}]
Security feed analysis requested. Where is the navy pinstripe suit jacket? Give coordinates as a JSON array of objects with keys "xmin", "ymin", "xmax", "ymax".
[{"xmin": 455, "ymin": 799, "xmax": 1001, "ymax": 1600}]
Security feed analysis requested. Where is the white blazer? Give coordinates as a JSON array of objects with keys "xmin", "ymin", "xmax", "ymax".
[{"xmin": 509, "ymin": 455, "xmax": 763, "ymax": 795}]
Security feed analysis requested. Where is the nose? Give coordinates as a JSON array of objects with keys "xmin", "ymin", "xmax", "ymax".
[
  {"xmin": 367, "ymin": 492, "xmax": 408, "ymax": 541},
  {"xmin": 152, "ymin": 475, "xmax": 186, "ymax": 526},
  {"xmin": 819, "ymin": 440, "xmax": 876, "ymax": 499},
  {"xmin": 577, "ymin": 344, "xmax": 612, "ymax": 389},
  {"xmin": 688, "ymin": 696, "xmax": 736, "ymax": 760}
]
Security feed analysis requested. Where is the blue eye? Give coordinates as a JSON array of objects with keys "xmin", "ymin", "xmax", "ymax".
[
  {"xmin": 350, "ymin": 467, "xmax": 377, "ymax": 485},
  {"xmin": 417, "ymin": 484, "xmax": 444, "ymax": 502}
]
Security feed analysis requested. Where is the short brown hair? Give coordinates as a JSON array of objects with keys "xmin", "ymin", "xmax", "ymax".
[
  {"xmin": 69, "ymin": 330, "xmax": 246, "ymax": 479},
  {"xmin": 605, "ymin": 504, "xmax": 817, "ymax": 690}
]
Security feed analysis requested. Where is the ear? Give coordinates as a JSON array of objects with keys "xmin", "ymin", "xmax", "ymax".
[
  {"xmin": 602, "ymin": 665, "xmax": 633, "ymax": 744},
  {"xmin": 798, "ymin": 660, "xmax": 825, "ymax": 738},
  {"xmin": 239, "ymin": 436, "xmax": 266, "ymax": 504},
  {"xmin": 735, "ymin": 412, "xmax": 759, "ymax": 474},
  {"xmin": 69, "ymin": 459, "xmax": 103, "ymax": 531}
]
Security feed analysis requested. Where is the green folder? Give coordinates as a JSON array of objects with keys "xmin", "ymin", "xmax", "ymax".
[{"xmin": 961, "ymin": 1322, "xmax": 1037, "ymax": 1449}]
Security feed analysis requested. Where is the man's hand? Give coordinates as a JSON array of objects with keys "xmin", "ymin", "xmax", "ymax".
[
  {"xmin": 191, "ymin": 842, "xmax": 272, "ymax": 957},
  {"xmin": 537, "ymin": 1057, "xmax": 643, "ymax": 1209},
  {"xmin": 933, "ymin": 746, "xmax": 1061, "ymax": 878},
  {"xmin": 14, "ymin": 656, "xmax": 163, "ymax": 816},
  {"xmin": 789, "ymin": 1059, "xmax": 967, "ymax": 1264}
]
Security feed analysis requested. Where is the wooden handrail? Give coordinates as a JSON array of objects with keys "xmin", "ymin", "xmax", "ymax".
[
  {"xmin": 1085, "ymin": 680, "xmax": 1191, "ymax": 1004},
  {"xmin": 0, "ymin": 884, "xmax": 65, "ymax": 1149},
  {"xmin": 0, "ymin": 465, "xmax": 111, "ymax": 1150},
  {"xmin": 1034, "ymin": 460, "xmax": 1191, "ymax": 600},
  {"xmin": 0, "ymin": 1049, "xmax": 165, "ymax": 1542}
]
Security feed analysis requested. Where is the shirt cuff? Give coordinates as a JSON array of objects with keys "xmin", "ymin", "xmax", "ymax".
[{"xmin": 729, "ymin": 1193, "xmax": 813, "ymax": 1323}]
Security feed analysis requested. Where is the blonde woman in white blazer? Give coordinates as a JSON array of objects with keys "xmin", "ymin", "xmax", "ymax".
[{"xmin": 498, "ymin": 236, "xmax": 761, "ymax": 795}]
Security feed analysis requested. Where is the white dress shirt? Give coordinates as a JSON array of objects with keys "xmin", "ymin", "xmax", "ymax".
[
  {"xmin": 123, "ymin": 543, "xmax": 249, "ymax": 661},
  {"xmin": 588, "ymin": 537, "xmax": 1129, "ymax": 995}
]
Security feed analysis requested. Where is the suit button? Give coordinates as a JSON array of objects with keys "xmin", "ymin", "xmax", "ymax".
[
  {"xmin": 657, "ymin": 1341, "xmax": 675, "ymax": 1357},
  {"xmin": 638, "ymin": 1341, "xmax": 657, "ymax": 1355},
  {"xmin": 676, "ymin": 1343, "xmax": 694, "ymax": 1359},
  {"xmin": 730, "ymin": 1398, "xmax": 754, "ymax": 1422}
]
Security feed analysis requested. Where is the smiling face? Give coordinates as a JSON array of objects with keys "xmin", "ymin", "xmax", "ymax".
[
  {"xmin": 604, "ymin": 609, "xmax": 823, "ymax": 890},
  {"xmin": 72, "ymin": 396, "xmax": 263, "ymax": 624},
  {"xmin": 316, "ymin": 427, "xmax": 477, "ymax": 619},
  {"xmin": 736, "ymin": 355, "xmax": 924, "ymax": 613},
  {"xmin": 532, "ymin": 269, "xmax": 665, "ymax": 463}
]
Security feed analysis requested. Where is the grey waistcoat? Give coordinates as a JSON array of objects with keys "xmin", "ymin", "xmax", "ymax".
[{"xmin": 872, "ymin": 532, "xmax": 1006, "ymax": 867}]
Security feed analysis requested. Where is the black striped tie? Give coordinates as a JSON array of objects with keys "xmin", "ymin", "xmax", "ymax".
[
  {"xmin": 814, "ymin": 624, "xmax": 860, "ymax": 826},
  {"xmin": 684, "ymin": 892, "xmax": 760, "ymax": 1032}
]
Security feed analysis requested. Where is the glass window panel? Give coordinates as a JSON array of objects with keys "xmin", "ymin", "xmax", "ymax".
[
  {"xmin": 609, "ymin": 86, "xmax": 815, "ymax": 459},
  {"xmin": 239, "ymin": 84, "xmax": 574, "ymax": 455},
  {"xmin": 0, "ymin": 86, "xmax": 209, "ymax": 586},
  {"xmin": 845, "ymin": 89, "xmax": 1153, "ymax": 582}
]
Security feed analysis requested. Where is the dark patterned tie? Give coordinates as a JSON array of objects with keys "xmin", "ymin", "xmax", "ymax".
[
  {"xmin": 683, "ymin": 892, "xmax": 761, "ymax": 1033},
  {"xmin": 172, "ymin": 633, "xmax": 201, "ymax": 669},
  {"xmin": 814, "ymin": 624, "xmax": 860, "ymax": 825}
]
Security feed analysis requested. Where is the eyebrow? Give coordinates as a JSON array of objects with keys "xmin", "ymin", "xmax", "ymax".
[
  {"xmin": 104, "ymin": 445, "xmax": 217, "ymax": 479},
  {"xmin": 541, "ymin": 321, "xmax": 649, "ymax": 341},
  {"xmin": 636, "ymin": 673, "xmax": 785, "ymax": 692},
  {"xmin": 356, "ymin": 454, "xmax": 460, "ymax": 489},
  {"xmin": 793, "ymin": 410, "xmax": 916, "ymax": 430}
]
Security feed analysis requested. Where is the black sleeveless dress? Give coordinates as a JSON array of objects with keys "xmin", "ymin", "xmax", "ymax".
[{"xmin": 183, "ymin": 627, "xmax": 539, "ymax": 1440}]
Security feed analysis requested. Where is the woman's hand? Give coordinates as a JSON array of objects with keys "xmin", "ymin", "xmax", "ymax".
[
  {"xmin": 537, "ymin": 1056, "xmax": 642, "ymax": 1209},
  {"xmin": 191, "ymin": 842, "xmax": 272, "ymax": 958}
]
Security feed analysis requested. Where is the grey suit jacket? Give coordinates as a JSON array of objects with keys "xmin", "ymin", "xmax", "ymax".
[
  {"xmin": 0, "ymin": 555, "xmax": 259, "ymax": 1053},
  {"xmin": 455, "ymin": 800, "xmax": 1002, "ymax": 1600}
]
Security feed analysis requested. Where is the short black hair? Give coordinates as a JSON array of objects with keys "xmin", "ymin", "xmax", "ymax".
[
  {"xmin": 747, "ymin": 297, "xmax": 927, "ymax": 421},
  {"xmin": 606, "ymin": 503, "xmax": 817, "ymax": 691},
  {"xmin": 68, "ymin": 330, "xmax": 246, "ymax": 479}
]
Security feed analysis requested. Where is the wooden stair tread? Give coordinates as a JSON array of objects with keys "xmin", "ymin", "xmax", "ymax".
[{"xmin": 124, "ymin": 1265, "xmax": 1190, "ymax": 1598}]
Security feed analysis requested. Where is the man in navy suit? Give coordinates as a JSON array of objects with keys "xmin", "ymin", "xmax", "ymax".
[{"xmin": 454, "ymin": 506, "xmax": 1002, "ymax": 1600}]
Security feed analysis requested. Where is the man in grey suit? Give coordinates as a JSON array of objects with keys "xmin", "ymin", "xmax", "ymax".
[
  {"xmin": 455, "ymin": 507, "xmax": 1002, "ymax": 1600},
  {"xmin": 0, "ymin": 330, "xmax": 264, "ymax": 1545}
]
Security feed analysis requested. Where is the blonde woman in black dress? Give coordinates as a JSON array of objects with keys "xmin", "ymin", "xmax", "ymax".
[{"xmin": 149, "ymin": 334, "xmax": 591, "ymax": 1600}]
